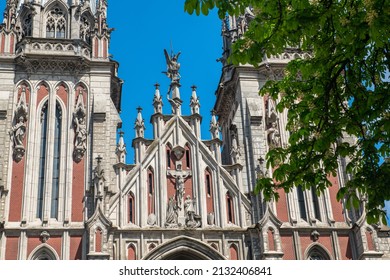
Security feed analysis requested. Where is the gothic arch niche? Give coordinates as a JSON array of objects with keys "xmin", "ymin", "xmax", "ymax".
[
  {"xmin": 29, "ymin": 244, "xmax": 59, "ymax": 260},
  {"xmin": 80, "ymin": 12, "xmax": 94, "ymax": 44},
  {"xmin": 44, "ymin": 2, "xmax": 68, "ymax": 39},
  {"xmin": 304, "ymin": 244, "xmax": 331, "ymax": 260},
  {"xmin": 143, "ymin": 236, "xmax": 226, "ymax": 260}
]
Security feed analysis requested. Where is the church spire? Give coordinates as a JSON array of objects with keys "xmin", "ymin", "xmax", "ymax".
[
  {"xmin": 210, "ymin": 110, "xmax": 220, "ymax": 139},
  {"xmin": 190, "ymin": 85, "xmax": 200, "ymax": 115},
  {"xmin": 153, "ymin": 83, "xmax": 163, "ymax": 114},
  {"xmin": 134, "ymin": 107, "xmax": 145, "ymax": 138}
]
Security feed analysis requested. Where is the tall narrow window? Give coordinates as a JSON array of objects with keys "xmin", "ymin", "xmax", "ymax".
[
  {"xmin": 51, "ymin": 103, "xmax": 62, "ymax": 219},
  {"xmin": 185, "ymin": 147, "xmax": 191, "ymax": 169},
  {"xmin": 297, "ymin": 185, "xmax": 307, "ymax": 221},
  {"xmin": 37, "ymin": 102, "xmax": 48, "ymax": 219},
  {"xmin": 128, "ymin": 193, "xmax": 135, "ymax": 223},
  {"xmin": 166, "ymin": 150, "xmax": 171, "ymax": 169},
  {"xmin": 311, "ymin": 186, "xmax": 321, "ymax": 220},
  {"xmin": 22, "ymin": 13, "xmax": 32, "ymax": 37},
  {"xmin": 147, "ymin": 168, "xmax": 154, "ymax": 215},
  {"xmin": 227, "ymin": 192, "xmax": 234, "ymax": 223},
  {"xmin": 206, "ymin": 174, "xmax": 211, "ymax": 196}
]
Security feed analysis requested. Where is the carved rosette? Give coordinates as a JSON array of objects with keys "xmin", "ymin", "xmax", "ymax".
[
  {"xmin": 73, "ymin": 90, "xmax": 87, "ymax": 162},
  {"xmin": 11, "ymin": 87, "xmax": 28, "ymax": 162}
]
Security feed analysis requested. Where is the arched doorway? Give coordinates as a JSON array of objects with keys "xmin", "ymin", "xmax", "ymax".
[{"xmin": 143, "ymin": 236, "xmax": 226, "ymax": 260}]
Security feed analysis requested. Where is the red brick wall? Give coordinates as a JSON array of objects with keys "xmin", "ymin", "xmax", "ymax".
[
  {"xmin": 338, "ymin": 235, "xmax": 353, "ymax": 260},
  {"xmin": 300, "ymin": 233, "xmax": 333, "ymax": 259},
  {"xmin": 9, "ymin": 33, "xmax": 14, "ymax": 54},
  {"xmin": 27, "ymin": 236, "xmax": 62, "ymax": 259},
  {"xmin": 280, "ymin": 234, "xmax": 295, "ymax": 259},
  {"xmin": 72, "ymin": 157, "xmax": 85, "ymax": 222},
  {"xmin": 9, "ymin": 85, "xmax": 31, "ymax": 222},
  {"xmin": 275, "ymin": 188, "xmax": 289, "ymax": 222},
  {"xmin": 128, "ymin": 245, "xmax": 136, "ymax": 260},
  {"xmin": 70, "ymin": 236, "xmax": 83, "ymax": 260},
  {"xmin": 328, "ymin": 174, "xmax": 345, "ymax": 222},
  {"xmin": 0, "ymin": 33, "xmax": 5, "ymax": 54},
  {"xmin": 5, "ymin": 236, "xmax": 19, "ymax": 260}
]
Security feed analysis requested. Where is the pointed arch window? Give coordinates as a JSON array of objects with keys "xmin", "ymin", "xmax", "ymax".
[
  {"xmin": 36, "ymin": 101, "xmax": 62, "ymax": 220},
  {"xmin": 80, "ymin": 14, "xmax": 92, "ymax": 44},
  {"xmin": 22, "ymin": 13, "xmax": 32, "ymax": 37},
  {"xmin": 37, "ymin": 102, "xmax": 48, "ymax": 219},
  {"xmin": 297, "ymin": 185, "xmax": 307, "ymax": 221},
  {"xmin": 128, "ymin": 192, "xmax": 135, "ymax": 224},
  {"xmin": 147, "ymin": 168, "xmax": 155, "ymax": 215},
  {"xmin": 311, "ymin": 186, "xmax": 321, "ymax": 221},
  {"xmin": 226, "ymin": 192, "xmax": 235, "ymax": 224},
  {"xmin": 51, "ymin": 103, "xmax": 62, "ymax": 219},
  {"xmin": 306, "ymin": 246, "xmax": 330, "ymax": 260},
  {"xmin": 46, "ymin": 6, "xmax": 66, "ymax": 39}
]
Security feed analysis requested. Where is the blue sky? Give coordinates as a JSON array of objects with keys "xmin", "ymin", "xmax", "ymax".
[{"xmin": 0, "ymin": 1, "xmax": 223, "ymax": 163}]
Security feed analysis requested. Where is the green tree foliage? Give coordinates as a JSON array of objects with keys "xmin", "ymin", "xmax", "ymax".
[{"xmin": 185, "ymin": 0, "xmax": 390, "ymax": 224}]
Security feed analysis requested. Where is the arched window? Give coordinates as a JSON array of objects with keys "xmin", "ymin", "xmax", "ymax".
[
  {"xmin": 37, "ymin": 101, "xmax": 48, "ymax": 219},
  {"xmin": 229, "ymin": 244, "xmax": 238, "ymax": 260},
  {"xmin": 22, "ymin": 13, "xmax": 32, "ymax": 37},
  {"xmin": 311, "ymin": 186, "xmax": 321, "ymax": 220},
  {"xmin": 306, "ymin": 246, "xmax": 330, "ymax": 260},
  {"xmin": 95, "ymin": 228, "xmax": 102, "ymax": 252},
  {"xmin": 80, "ymin": 14, "xmax": 92, "ymax": 44},
  {"xmin": 267, "ymin": 228, "xmax": 276, "ymax": 251},
  {"xmin": 46, "ymin": 6, "xmax": 66, "ymax": 39},
  {"xmin": 128, "ymin": 244, "xmax": 136, "ymax": 260},
  {"xmin": 128, "ymin": 193, "xmax": 135, "ymax": 224},
  {"xmin": 30, "ymin": 246, "xmax": 58, "ymax": 260},
  {"xmin": 226, "ymin": 192, "xmax": 234, "ymax": 224},
  {"xmin": 36, "ymin": 100, "xmax": 62, "ymax": 220},
  {"xmin": 51, "ymin": 102, "xmax": 62, "ymax": 219},
  {"xmin": 297, "ymin": 185, "xmax": 307, "ymax": 221},
  {"xmin": 147, "ymin": 168, "xmax": 155, "ymax": 215},
  {"xmin": 185, "ymin": 144, "xmax": 191, "ymax": 169}
]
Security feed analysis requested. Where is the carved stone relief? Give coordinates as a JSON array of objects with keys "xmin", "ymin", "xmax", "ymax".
[
  {"xmin": 73, "ymin": 90, "xmax": 87, "ymax": 162},
  {"xmin": 10, "ymin": 87, "xmax": 28, "ymax": 162}
]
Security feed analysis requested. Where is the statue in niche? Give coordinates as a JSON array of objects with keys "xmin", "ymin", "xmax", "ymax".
[
  {"xmin": 73, "ymin": 91, "xmax": 87, "ymax": 162},
  {"xmin": 267, "ymin": 121, "xmax": 281, "ymax": 148},
  {"xmin": 184, "ymin": 195, "xmax": 201, "ymax": 228},
  {"xmin": 11, "ymin": 116, "xmax": 26, "ymax": 148},
  {"xmin": 165, "ymin": 196, "xmax": 178, "ymax": 227},
  {"xmin": 10, "ymin": 87, "xmax": 28, "ymax": 162}
]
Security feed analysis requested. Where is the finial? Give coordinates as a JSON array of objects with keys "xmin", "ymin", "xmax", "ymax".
[
  {"xmin": 136, "ymin": 106, "xmax": 142, "ymax": 113},
  {"xmin": 191, "ymin": 85, "xmax": 197, "ymax": 91},
  {"xmin": 154, "ymin": 82, "xmax": 160, "ymax": 90}
]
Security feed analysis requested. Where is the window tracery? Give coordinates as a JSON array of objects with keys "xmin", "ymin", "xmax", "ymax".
[{"xmin": 46, "ymin": 6, "xmax": 66, "ymax": 39}]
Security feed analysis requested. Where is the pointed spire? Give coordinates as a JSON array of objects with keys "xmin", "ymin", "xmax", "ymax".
[
  {"xmin": 116, "ymin": 131, "xmax": 126, "ymax": 163},
  {"xmin": 210, "ymin": 110, "xmax": 219, "ymax": 139},
  {"xmin": 190, "ymin": 85, "xmax": 200, "ymax": 114},
  {"xmin": 153, "ymin": 83, "xmax": 163, "ymax": 114},
  {"xmin": 134, "ymin": 107, "xmax": 145, "ymax": 138}
]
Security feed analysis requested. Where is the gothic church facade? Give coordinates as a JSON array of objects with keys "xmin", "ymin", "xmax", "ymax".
[{"xmin": 0, "ymin": 0, "xmax": 389, "ymax": 260}]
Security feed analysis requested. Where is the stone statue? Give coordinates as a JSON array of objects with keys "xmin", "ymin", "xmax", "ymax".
[
  {"xmin": 176, "ymin": 175, "xmax": 185, "ymax": 210},
  {"xmin": 165, "ymin": 196, "xmax": 178, "ymax": 226},
  {"xmin": 163, "ymin": 49, "xmax": 181, "ymax": 83},
  {"xmin": 267, "ymin": 121, "xmax": 281, "ymax": 148},
  {"xmin": 184, "ymin": 195, "xmax": 201, "ymax": 228},
  {"xmin": 10, "ymin": 116, "xmax": 26, "ymax": 148},
  {"xmin": 74, "ymin": 114, "xmax": 87, "ymax": 150},
  {"xmin": 73, "ymin": 91, "xmax": 87, "ymax": 162}
]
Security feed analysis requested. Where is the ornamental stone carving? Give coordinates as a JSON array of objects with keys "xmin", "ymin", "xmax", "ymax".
[
  {"xmin": 73, "ymin": 90, "xmax": 87, "ymax": 162},
  {"xmin": 10, "ymin": 87, "xmax": 28, "ymax": 162},
  {"xmin": 184, "ymin": 195, "xmax": 201, "ymax": 228}
]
